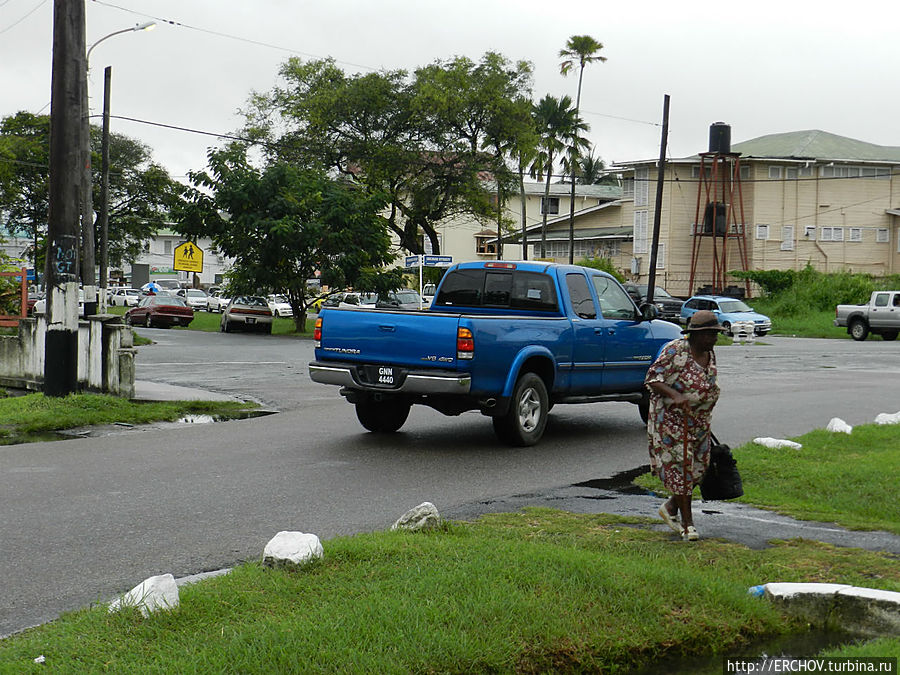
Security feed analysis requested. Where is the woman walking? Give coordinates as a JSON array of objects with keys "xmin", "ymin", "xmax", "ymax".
[{"xmin": 645, "ymin": 310, "xmax": 725, "ymax": 541}]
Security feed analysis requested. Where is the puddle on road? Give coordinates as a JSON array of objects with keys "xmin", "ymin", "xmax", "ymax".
[
  {"xmin": 1, "ymin": 410, "xmax": 276, "ymax": 446},
  {"xmin": 572, "ymin": 465, "xmax": 660, "ymax": 497}
]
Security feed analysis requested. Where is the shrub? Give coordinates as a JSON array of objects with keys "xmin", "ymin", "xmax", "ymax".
[{"xmin": 577, "ymin": 257, "xmax": 625, "ymax": 283}]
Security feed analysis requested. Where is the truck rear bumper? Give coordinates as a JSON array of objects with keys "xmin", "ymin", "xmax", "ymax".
[{"xmin": 309, "ymin": 361, "xmax": 471, "ymax": 395}]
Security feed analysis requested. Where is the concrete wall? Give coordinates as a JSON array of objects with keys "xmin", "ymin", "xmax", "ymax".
[{"xmin": 0, "ymin": 315, "xmax": 135, "ymax": 397}]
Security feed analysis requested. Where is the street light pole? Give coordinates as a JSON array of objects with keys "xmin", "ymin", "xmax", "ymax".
[{"xmin": 81, "ymin": 21, "xmax": 155, "ymax": 315}]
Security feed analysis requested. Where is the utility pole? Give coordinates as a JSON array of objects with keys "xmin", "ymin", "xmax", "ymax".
[
  {"xmin": 45, "ymin": 0, "xmax": 86, "ymax": 396},
  {"xmin": 646, "ymin": 94, "xmax": 670, "ymax": 306},
  {"xmin": 98, "ymin": 66, "xmax": 112, "ymax": 310}
]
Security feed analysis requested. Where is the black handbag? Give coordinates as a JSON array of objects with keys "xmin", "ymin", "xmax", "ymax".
[{"xmin": 700, "ymin": 433, "xmax": 744, "ymax": 501}]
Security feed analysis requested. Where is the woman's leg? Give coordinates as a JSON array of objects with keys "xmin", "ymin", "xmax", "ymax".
[{"xmin": 674, "ymin": 494, "xmax": 692, "ymax": 527}]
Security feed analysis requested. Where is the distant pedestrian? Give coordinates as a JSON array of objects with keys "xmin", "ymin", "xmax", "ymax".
[{"xmin": 644, "ymin": 310, "xmax": 725, "ymax": 541}]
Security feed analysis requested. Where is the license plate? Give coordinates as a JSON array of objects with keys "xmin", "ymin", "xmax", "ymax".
[
  {"xmin": 246, "ymin": 317, "xmax": 256, "ymax": 324},
  {"xmin": 365, "ymin": 365, "xmax": 400, "ymax": 388}
]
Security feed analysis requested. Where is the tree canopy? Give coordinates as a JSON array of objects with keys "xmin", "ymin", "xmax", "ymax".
[
  {"xmin": 177, "ymin": 144, "xmax": 403, "ymax": 330},
  {"xmin": 0, "ymin": 111, "xmax": 183, "ymax": 275},
  {"xmin": 244, "ymin": 52, "xmax": 533, "ymax": 255}
]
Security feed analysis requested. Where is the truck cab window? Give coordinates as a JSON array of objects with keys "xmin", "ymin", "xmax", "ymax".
[
  {"xmin": 565, "ymin": 273, "xmax": 597, "ymax": 319},
  {"xmin": 591, "ymin": 275, "xmax": 637, "ymax": 320},
  {"xmin": 484, "ymin": 272, "xmax": 512, "ymax": 306}
]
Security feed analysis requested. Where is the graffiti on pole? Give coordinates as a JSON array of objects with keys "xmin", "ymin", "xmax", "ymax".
[{"xmin": 49, "ymin": 234, "xmax": 79, "ymax": 282}]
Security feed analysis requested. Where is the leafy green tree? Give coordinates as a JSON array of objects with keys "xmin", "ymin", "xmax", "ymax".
[
  {"xmin": 245, "ymin": 52, "xmax": 533, "ymax": 255},
  {"xmin": 577, "ymin": 150, "xmax": 618, "ymax": 186},
  {"xmin": 0, "ymin": 112, "xmax": 182, "ymax": 277},
  {"xmin": 529, "ymin": 95, "xmax": 589, "ymax": 258},
  {"xmin": 560, "ymin": 35, "xmax": 606, "ymax": 263},
  {"xmin": 177, "ymin": 144, "xmax": 402, "ymax": 331}
]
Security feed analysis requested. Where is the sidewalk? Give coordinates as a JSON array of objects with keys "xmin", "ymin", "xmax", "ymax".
[{"xmin": 132, "ymin": 380, "xmax": 247, "ymax": 403}]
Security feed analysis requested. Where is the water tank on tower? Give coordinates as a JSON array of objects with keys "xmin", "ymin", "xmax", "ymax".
[{"xmin": 709, "ymin": 122, "xmax": 731, "ymax": 154}]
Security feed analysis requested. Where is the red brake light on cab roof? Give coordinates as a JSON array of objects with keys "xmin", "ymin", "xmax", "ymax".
[
  {"xmin": 484, "ymin": 262, "xmax": 516, "ymax": 269},
  {"xmin": 457, "ymin": 327, "xmax": 474, "ymax": 359},
  {"xmin": 314, "ymin": 316, "xmax": 322, "ymax": 344}
]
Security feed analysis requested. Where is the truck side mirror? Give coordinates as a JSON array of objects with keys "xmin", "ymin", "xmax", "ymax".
[{"xmin": 640, "ymin": 303, "xmax": 658, "ymax": 321}]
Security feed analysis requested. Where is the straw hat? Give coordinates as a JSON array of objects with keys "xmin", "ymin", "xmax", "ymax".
[{"xmin": 682, "ymin": 310, "xmax": 726, "ymax": 334}]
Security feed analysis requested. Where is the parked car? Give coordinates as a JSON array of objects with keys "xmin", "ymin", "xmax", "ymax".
[
  {"xmin": 267, "ymin": 294, "xmax": 293, "ymax": 317},
  {"xmin": 338, "ymin": 291, "xmax": 377, "ymax": 309},
  {"xmin": 108, "ymin": 287, "xmax": 142, "ymax": 307},
  {"xmin": 153, "ymin": 279, "xmax": 183, "ymax": 291},
  {"xmin": 175, "ymin": 288, "xmax": 209, "ymax": 310},
  {"xmin": 834, "ymin": 290, "xmax": 900, "ymax": 341},
  {"xmin": 32, "ymin": 289, "xmax": 85, "ymax": 317},
  {"xmin": 124, "ymin": 294, "xmax": 194, "ymax": 328},
  {"xmin": 680, "ymin": 294, "xmax": 771, "ymax": 336},
  {"xmin": 422, "ymin": 283, "xmax": 436, "ymax": 305},
  {"xmin": 206, "ymin": 288, "xmax": 231, "ymax": 313},
  {"xmin": 27, "ymin": 289, "xmax": 44, "ymax": 316},
  {"xmin": 220, "ymin": 295, "xmax": 274, "ymax": 333},
  {"xmin": 375, "ymin": 289, "xmax": 424, "ymax": 310},
  {"xmin": 623, "ymin": 283, "xmax": 684, "ymax": 322}
]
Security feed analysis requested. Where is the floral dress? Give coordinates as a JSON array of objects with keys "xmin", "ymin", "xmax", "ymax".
[{"xmin": 644, "ymin": 337, "xmax": 720, "ymax": 496}]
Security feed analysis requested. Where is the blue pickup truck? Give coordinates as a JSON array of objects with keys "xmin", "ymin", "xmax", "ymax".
[{"xmin": 309, "ymin": 261, "xmax": 682, "ymax": 445}]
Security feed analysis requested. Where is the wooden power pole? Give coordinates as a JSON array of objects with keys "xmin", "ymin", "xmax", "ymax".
[{"xmin": 44, "ymin": 0, "xmax": 86, "ymax": 396}]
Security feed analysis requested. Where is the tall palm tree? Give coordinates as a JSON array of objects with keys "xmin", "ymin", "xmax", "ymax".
[
  {"xmin": 529, "ymin": 95, "xmax": 588, "ymax": 259},
  {"xmin": 577, "ymin": 150, "xmax": 617, "ymax": 185},
  {"xmin": 559, "ymin": 35, "xmax": 606, "ymax": 263}
]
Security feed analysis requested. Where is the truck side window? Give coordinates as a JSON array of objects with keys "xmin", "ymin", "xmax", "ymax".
[
  {"xmin": 510, "ymin": 272, "xmax": 557, "ymax": 311},
  {"xmin": 565, "ymin": 273, "xmax": 597, "ymax": 319},
  {"xmin": 894, "ymin": 295, "xmax": 900, "ymax": 308},
  {"xmin": 435, "ymin": 269, "xmax": 484, "ymax": 306},
  {"xmin": 875, "ymin": 293, "xmax": 889, "ymax": 307},
  {"xmin": 591, "ymin": 275, "xmax": 637, "ymax": 320}
]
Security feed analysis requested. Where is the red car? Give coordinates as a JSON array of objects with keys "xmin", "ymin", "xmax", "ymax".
[{"xmin": 125, "ymin": 294, "xmax": 194, "ymax": 328}]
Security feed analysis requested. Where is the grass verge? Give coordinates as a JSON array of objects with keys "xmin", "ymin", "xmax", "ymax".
[
  {"xmin": 0, "ymin": 509, "xmax": 897, "ymax": 672},
  {"xmin": 104, "ymin": 306, "xmax": 315, "ymax": 336},
  {"xmin": 635, "ymin": 423, "xmax": 900, "ymax": 535},
  {"xmin": 0, "ymin": 392, "xmax": 257, "ymax": 438}
]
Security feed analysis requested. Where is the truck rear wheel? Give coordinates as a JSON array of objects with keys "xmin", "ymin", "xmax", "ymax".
[
  {"xmin": 881, "ymin": 331, "xmax": 898, "ymax": 341},
  {"xmin": 638, "ymin": 390, "xmax": 650, "ymax": 425},
  {"xmin": 355, "ymin": 397, "xmax": 411, "ymax": 433},
  {"xmin": 849, "ymin": 319, "xmax": 869, "ymax": 341},
  {"xmin": 492, "ymin": 372, "xmax": 548, "ymax": 447}
]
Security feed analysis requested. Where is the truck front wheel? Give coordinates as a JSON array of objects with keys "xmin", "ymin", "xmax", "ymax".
[
  {"xmin": 849, "ymin": 319, "xmax": 869, "ymax": 341},
  {"xmin": 492, "ymin": 372, "xmax": 548, "ymax": 447},
  {"xmin": 355, "ymin": 397, "xmax": 411, "ymax": 433}
]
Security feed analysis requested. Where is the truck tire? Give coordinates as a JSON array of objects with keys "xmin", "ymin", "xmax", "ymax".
[
  {"xmin": 881, "ymin": 331, "xmax": 898, "ymax": 341},
  {"xmin": 355, "ymin": 397, "xmax": 410, "ymax": 433},
  {"xmin": 849, "ymin": 319, "xmax": 869, "ymax": 341},
  {"xmin": 638, "ymin": 390, "xmax": 650, "ymax": 425},
  {"xmin": 492, "ymin": 372, "xmax": 548, "ymax": 447},
  {"xmin": 721, "ymin": 321, "xmax": 732, "ymax": 337}
]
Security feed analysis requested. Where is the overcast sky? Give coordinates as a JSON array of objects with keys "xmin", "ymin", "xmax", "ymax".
[{"xmin": 3, "ymin": 0, "xmax": 899, "ymax": 182}]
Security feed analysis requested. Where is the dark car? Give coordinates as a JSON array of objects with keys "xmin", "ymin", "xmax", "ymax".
[
  {"xmin": 623, "ymin": 283, "xmax": 684, "ymax": 322},
  {"xmin": 125, "ymin": 295, "xmax": 194, "ymax": 328},
  {"xmin": 220, "ymin": 295, "xmax": 274, "ymax": 333},
  {"xmin": 375, "ymin": 289, "xmax": 424, "ymax": 310}
]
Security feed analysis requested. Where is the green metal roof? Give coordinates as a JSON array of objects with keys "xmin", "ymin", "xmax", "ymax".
[{"xmin": 731, "ymin": 130, "xmax": 900, "ymax": 163}]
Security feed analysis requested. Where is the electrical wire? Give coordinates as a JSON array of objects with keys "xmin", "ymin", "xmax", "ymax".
[{"xmin": 0, "ymin": 0, "xmax": 46, "ymax": 35}]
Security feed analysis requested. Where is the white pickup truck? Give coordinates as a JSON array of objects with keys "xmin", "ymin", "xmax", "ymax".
[{"xmin": 834, "ymin": 291, "xmax": 900, "ymax": 341}]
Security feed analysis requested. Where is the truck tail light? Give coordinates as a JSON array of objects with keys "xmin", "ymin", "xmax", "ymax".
[
  {"xmin": 314, "ymin": 317, "xmax": 322, "ymax": 345},
  {"xmin": 457, "ymin": 327, "xmax": 474, "ymax": 359}
]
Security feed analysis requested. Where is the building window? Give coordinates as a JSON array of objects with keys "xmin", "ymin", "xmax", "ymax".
[
  {"xmin": 739, "ymin": 164, "xmax": 750, "ymax": 180},
  {"xmin": 622, "ymin": 176, "xmax": 634, "ymax": 197},
  {"xmin": 781, "ymin": 226, "xmax": 794, "ymax": 251},
  {"xmin": 163, "ymin": 240, "xmax": 172, "ymax": 255},
  {"xmin": 633, "ymin": 210, "xmax": 649, "ymax": 254},
  {"xmin": 768, "ymin": 166, "xmax": 782, "ymax": 179},
  {"xmin": 799, "ymin": 166, "xmax": 813, "ymax": 177},
  {"xmin": 820, "ymin": 227, "xmax": 844, "ymax": 242},
  {"xmin": 655, "ymin": 242, "xmax": 665, "ymax": 269},
  {"xmin": 475, "ymin": 236, "xmax": 496, "ymax": 255},
  {"xmin": 756, "ymin": 224, "xmax": 769, "ymax": 240},
  {"xmin": 635, "ymin": 168, "xmax": 650, "ymax": 207},
  {"xmin": 849, "ymin": 228, "xmax": 863, "ymax": 242},
  {"xmin": 541, "ymin": 197, "xmax": 559, "ymax": 215},
  {"xmin": 876, "ymin": 228, "xmax": 889, "ymax": 243},
  {"xmin": 785, "ymin": 168, "xmax": 798, "ymax": 180}
]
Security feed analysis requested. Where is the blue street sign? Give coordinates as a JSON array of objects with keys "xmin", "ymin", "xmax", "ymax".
[
  {"xmin": 405, "ymin": 255, "xmax": 421, "ymax": 268},
  {"xmin": 424, "ymin": 255, "xmax": 452, "ymax": 267}
]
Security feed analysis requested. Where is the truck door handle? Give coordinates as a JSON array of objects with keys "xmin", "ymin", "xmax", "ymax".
[
  {"xmin": 596, "ymin": 327, "xmax": 614, "ymax": 335},
  {"xmin": 379, "ymin": 325, "xmax": 396, "ymax": 332}
]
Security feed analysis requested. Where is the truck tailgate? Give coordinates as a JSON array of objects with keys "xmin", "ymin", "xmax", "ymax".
[{"xmin": 317, "ymin": 307, "xmax": 462, "ymax": 370}]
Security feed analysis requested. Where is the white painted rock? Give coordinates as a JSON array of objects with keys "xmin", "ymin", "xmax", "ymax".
[
  {"xmin": 826, "ymin": 417, "xmax": 853, "ymax": 434},
  {"xmin": 108, "ymin": 573, "xmax": 179, "ymax": 617},
  {"xmin": 391, "ymin": 502, "xmax": 441, "ymax": 531},
  {"xmin": 753, "ymin": 437, "xmax": 802, "ymax": 449},
  {"xmin": 874, "ymin": 411, "xmax": 900, "ymax": 425},
  {"xmin": 262, "ymin": 531, "xmax": 323, "ymax": 568}
]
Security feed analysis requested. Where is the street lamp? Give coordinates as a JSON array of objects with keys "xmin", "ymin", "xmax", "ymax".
[{"xmin": 82, "ymin": 21, "xmax": 155, "ymax": 314}]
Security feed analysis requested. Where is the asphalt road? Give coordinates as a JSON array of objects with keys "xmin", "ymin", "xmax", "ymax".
[{"xmin": 2, "ymin": 328, "xmax": 900, "ymax": 637}]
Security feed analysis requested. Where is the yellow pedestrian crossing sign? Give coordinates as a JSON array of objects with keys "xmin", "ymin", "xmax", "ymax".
[{"xmin": 173, "ymin": 241, "xmax": 203, "ymax": 273}]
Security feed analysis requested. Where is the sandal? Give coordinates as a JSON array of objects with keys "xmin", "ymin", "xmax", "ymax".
[
  {"xmin": 682, "ymin": 525, "xmax": 699, "ymax": 541},
  {"xmin": 658, "ymin": 505, "xmax": 681, "ymax": 534}
]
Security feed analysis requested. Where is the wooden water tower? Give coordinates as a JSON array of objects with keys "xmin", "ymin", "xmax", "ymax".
[{"xmin": 688, "ymin": 122, "xmax": 751, "ymax": 297}]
